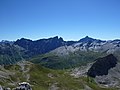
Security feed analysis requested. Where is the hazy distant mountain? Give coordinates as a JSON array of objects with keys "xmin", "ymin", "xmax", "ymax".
[
  {"xmin": 79, "ymin": 36, "xmax": 104, "ymax": 43},
  {"xmin": 51, "ymin": 36, "xmax": 120, "ymax": 57},
  {"xmin": 0, "ymin": 36, "xmax": 120, "ymax": 65},
  {"xmin": 0, "ymin": 36, "xmax": 76, "ymax": 65},
  {"xmin": 14, "ymin": 36, "xmax": 65, "ymax": 57}
]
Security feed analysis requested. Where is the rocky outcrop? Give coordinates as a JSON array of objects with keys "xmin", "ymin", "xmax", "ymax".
[
  {"xmin": 0, "ymin": 85, "xmax": 3, "ymax": 90},
  {"xmin": 87, "ymin": 54, "xmax": 117, "ymax": 77},
  {"xmin": 95, "ymin": 63, "xmax": 120, "ymax": 87},
  {"xmin": 0, "ymin": 82, "xmax": 32, "ymax": 90},
  {"xmin": 14, "ymin": 82, "xmax": 32, "ymax": 90}
]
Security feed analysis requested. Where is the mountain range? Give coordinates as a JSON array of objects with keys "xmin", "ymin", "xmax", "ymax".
[
  {"xmin": 1, "ymin": 36, "xmax": 120, "ymax": 66},
  {"xmin": 1, "ymin": 36, "xmax": 120, "ymax": 90}
]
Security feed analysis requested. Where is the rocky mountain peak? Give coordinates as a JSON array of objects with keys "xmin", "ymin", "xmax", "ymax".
[
  {"xmin": 14, "ymin": 36, "xmax": 66, "ymax": 57},
  {"xmin": 79, "ymin": 36, "xmax": 96, "ymax": 43},
  {"xmin": 79, "ymin": 36, "xmax": 104, "ymax": 43}
]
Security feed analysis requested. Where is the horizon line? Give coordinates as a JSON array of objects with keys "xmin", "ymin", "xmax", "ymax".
[{"xmin": 0, "ymin": 36, "xmax": 120, "ymax": 42}]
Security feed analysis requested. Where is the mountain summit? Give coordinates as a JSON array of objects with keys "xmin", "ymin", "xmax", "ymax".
[
  {"xmin": 79, "ymin": 36, "xmax": 103, "ymax": 43},
  {"xmin": 14, "ymin": 36, "xmax": 65, "ymax": 57}
]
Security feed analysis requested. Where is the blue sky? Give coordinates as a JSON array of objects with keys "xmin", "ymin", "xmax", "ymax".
[{"xmin": 0, "ymin": 0, "xmax": 120, "ymax": 41}]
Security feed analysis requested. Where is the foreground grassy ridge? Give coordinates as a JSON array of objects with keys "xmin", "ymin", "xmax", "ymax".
[
  {"xmin": 0, "ymin": 62, "xmax": 118, "ymax": 90},
  {"xmin": 31, "ymin": 51, "xmax": 106, "ymax": 69}
]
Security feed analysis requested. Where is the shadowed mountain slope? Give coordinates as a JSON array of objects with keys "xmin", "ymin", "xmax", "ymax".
[{"xmin": 87, "ymin": 54, "xmax": 118, "ymax": 77}]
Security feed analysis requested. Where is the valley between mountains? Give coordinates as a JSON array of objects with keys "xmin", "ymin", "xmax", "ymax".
[{"xmin": 0, "ymin": 36, "xmax": 120, "ymax": 90}]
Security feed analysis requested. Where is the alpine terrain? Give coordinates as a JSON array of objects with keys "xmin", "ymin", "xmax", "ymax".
[{"xmin": 0, "ymin": 36, "xmax": 120, "ymax": 90}]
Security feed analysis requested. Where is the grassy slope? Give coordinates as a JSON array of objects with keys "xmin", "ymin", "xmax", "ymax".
[
  {"xmin": 31, "ymin": 51, "xmax": 106, "ymax": 69},
  {"xmin": 0, "ymin": 62, "xmax": 118, "ymax": 90}
]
